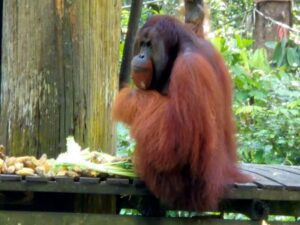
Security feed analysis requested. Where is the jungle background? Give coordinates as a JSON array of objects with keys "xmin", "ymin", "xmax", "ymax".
[{"xmin": 118, "ymin": 0, "xmax": 300, "ymax": 166}]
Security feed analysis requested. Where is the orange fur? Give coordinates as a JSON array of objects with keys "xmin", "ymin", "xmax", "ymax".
[{"xmin": 112, "ymin": 16, "xmax": 250, "ymax": 211}]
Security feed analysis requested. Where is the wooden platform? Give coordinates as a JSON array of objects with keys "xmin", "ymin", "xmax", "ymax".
[
  {"xmin": 0, "ymin": 164, "xmax": 298, "ymax": 200},
  {"xmin": 0, "ymin": 163, "xmax": 299, "ymax": 224}
]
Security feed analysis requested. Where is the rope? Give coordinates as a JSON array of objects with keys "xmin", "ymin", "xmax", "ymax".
[
  {"xmin": 122, "ymin": 2, "xmax": 300, "ymax": 37},
  {"xmin": 254, "ymin": 7, "xmax": 300, "ymax": 36}
]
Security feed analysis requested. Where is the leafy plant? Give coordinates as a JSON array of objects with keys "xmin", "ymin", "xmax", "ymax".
[
  {"xmin": 266, "ymin": 39, "xmax": 300, "ymax": 70},
  {"xmin": 116, "ymin": 123, "xmax": 136, "ymax": 157},
  {"xmin": 208, "ymin": 0, "xmax": 254, "ymax": 37},
  {"xmin": 214, "ymin": 35, "xmax": 300, "ymax": 165}
]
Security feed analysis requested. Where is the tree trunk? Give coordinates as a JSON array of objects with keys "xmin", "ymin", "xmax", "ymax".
[
  {"xmin": 0, "ymin": 0, "xmax": 120, "ymax": 157},
  {"xmin": 119, "ymin": 0, "xmax": 143, "ymax": 88},
  {"xmin": 0, "ymin": 0, "xmax": 120, "ymax": 214},
  {"xmin": 184, "ymin": 0, "xmax": 205, "ymax": 37},
  {"xmin": 254, "ymin": 0, "xmax": 292, "ymax": 52}
]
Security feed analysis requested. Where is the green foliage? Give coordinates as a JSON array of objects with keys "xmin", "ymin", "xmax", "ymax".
[
  {"xmin": 140, "ymin": 0, "xmax": 181, "ymax": 17},
  {"xmin": 266, "ymin": 39, "xmax": 300, "ymax": 69},
  {"xmin": 268, "ymin": 216, "xmax": 298, "ymax": 222},
  {"xmin": 116, "ymin": 123, "xmax": 136, "ymax": 157},
  {"xmin": 208, "ymin": 1, "xmax": 300, "ymax": 165},
  {"xmin": 291, "ymin": 3, "xmax": 300, "ymax": 42},
  {"xmin": 121, "ymin": 0, "xmax": 180, "ymax": 33},
  {"xmin": 214, "ymin": 35, "xmax": 300, "ymax": 165},
  {"xmin": 119, "ymin": 208, "xmax": 141, "ymax": 216},
  {"xmin": 208, "ymin": 0, "xmax": 253, "ymax": 37},
  {"xmin": 224, "ymin": 213, "xmax": 249, "ymax": 220}
]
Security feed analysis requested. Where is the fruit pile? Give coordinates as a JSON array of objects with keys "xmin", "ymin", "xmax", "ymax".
[{"xmin": 0, "ymin": 137, "xmax": 136, "ymax": 178}]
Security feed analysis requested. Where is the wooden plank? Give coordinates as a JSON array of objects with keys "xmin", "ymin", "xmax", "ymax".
[
  {"xmin": 0, "ymin": 211, "xmax": 296, "ymax": 225},
  {"xmin": 241, "ymin": 164, "xmax": 300, "ymax": 190},
  {"xmin": 252, "ymin": 165, "xmax": 300, "ymax": 190},
  {"xmin": 106, "ymin": 178, "xmax": 130, "ymax": 185},
  {"xmin": 132, "ymin": 179, "xmax": 146, "ymax": 187},
  {"xmin": 228, "ymin": 188, "xmax": 300, "ymax": 201},
  {"xmin": 0, "ymin": 175, "xmax": 22, "ymax": 181},
  {"xmin": 290, "ymin": 166, "xmax": 300, "ymax": 172},
  {"xmin": 284, "ymin": 165, "xmax": 300, "ymax": 171},
  {"xmin": 240, "ymin": 167, "xmax": 284, "ymax": 189},
  {"xmin": 25, "ymin": 176, "xmax": 49, "ymax": 183},
  {"xmin": 233, "ymin": 182, "xmax": 257, "ymax": 189},
  {"xmin": 79, "ymin": 177, "xmax": 100, "ymax": 184},
  {"xmin": 264, "ymin": 165, "xmax": 300, "ymax": 176},
  {"xmin": 0, "ymin": 180, "xmax": 149, "ymax": 195},
  {"xmin": 0, "ymin": 179, "xmax": 298, "ymax": 201},
  {"xmin": 242, "ymin": 164, "xmax": 300, "ymax": 175}
]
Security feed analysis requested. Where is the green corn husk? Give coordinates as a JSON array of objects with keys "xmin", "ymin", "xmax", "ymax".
[
  {"xmin": 54, "ymin": 161, "xmax": 137, "ymax": 178},
  {"xmin": 53, "ymin": 136, "xmax": 137, "ymax": 178}
]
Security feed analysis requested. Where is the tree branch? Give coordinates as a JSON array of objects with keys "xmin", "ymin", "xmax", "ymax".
[{"xmin": 119, "ymin": 0, "xmax": 143, "ymax": 89}]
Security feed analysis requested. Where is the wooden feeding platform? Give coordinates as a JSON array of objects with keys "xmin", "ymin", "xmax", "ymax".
[{"xmin": 0, "ymin": 163, "xmax": 299, "ymax": 225}]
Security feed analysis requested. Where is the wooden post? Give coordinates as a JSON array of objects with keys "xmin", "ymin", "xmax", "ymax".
[
  {"xmin": 254, "ymin": 0, "xmax": 292, "ymax": 50},
  {"xmin": 0, "ymin": 0, "xmax": 120, "ymax": 157},
  {"xmin": 0, "ymin": 0, "xmax": 121, "ymax": 214}
]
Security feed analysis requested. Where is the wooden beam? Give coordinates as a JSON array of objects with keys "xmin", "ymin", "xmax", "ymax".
[
  {"xmin": 1, "ymin": 211, "xmax": 298, "ymax": 225},
  {"xmin": 0, "ymin": 179, "xmax": 300, "ymax": 201}
]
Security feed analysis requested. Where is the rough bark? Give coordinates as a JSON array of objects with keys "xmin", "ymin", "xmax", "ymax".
[
  {"xmin": 254, "ymin": 0, "xmax": 292, "ymax": 51},
  {"xmin": 0, "ymin": 0, "xmax": 120, "ymax": 158}
]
